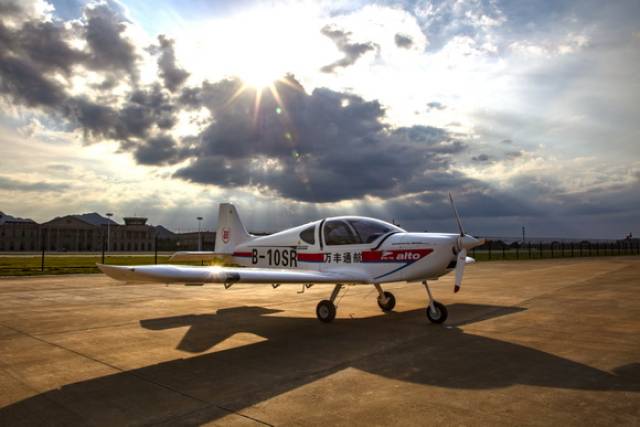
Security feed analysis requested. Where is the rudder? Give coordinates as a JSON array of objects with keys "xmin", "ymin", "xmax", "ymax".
[{"xmin": 215, "ymin": 203, "xmax": 252, "ymax": 254}]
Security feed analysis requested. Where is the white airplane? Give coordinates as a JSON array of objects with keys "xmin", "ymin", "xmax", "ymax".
[{"xmin": 98, "ymin": 194, "xmax": 484, "ymax": 323}]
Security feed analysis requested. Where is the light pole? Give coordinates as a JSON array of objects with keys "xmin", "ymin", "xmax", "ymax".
[
  {"xmin": 197, "ymin": 216, "xmax": 203, "ymax": 251},
  {"xmin": 106, "ymin": 213, "xmax": 114, "ymax": 255}
]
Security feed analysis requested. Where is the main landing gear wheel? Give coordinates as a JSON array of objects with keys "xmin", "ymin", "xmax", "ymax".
[
  {"xmin": 316, "ymin": 300, "xmax": 336, "ymax": 323},
  {"xmin": 426, "ymin": 301, "xmax": 448, "ymax": 324},
  {"xmin": 377, "ymin": 291, "xmax": 396, "ymax": 312}
]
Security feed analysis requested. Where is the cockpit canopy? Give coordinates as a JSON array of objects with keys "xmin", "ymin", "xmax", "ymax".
[{"xmin": 298, "ymin": 217, "xmax": 404, "ymax": 246}]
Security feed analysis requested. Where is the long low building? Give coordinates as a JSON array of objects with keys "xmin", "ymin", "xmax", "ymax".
[{"xmin": 0, "ymin": 211, "xmax": 214, "ymax": 252}]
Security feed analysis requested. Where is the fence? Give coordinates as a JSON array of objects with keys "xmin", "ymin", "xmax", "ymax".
[
  {"xmin": 470, "ymin": 238, "xmax": 640, "ymax": 261},
  {"xmin": 0, "ymin": 237, "xmax": 638, "ymax": 275}
]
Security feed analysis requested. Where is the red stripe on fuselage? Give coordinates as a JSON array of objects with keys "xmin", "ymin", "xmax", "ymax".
[
  {"xmin": 362, "ymin": 248, "xmax": 433, "ymax": 263},
  {"xmin": 233, "ymin": 252, "xmax": 252, "ymax": 257},
  {"xmin": 297, "ymin": 253, "xmax": 324, "ymax": 262}
]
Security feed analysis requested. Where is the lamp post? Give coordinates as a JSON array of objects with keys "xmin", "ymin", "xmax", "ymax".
[
  {"xmin": 197, "ymin": 216, "xmax": 203, "ymax": 251},
  {"xmin": 106, "ymin": 213, "xmax": 114, "ymax": 255}
]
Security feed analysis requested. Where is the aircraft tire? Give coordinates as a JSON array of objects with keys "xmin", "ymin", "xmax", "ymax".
[
  {"xmin": 316, "ymin": 300, "xmax": 336, "ymax": 323},
  {"xmin": 426, "ymin": 301, "xmax": 448, "ymax": 324},
  {"xmin": 377, "ymin": 291, "xmax": 396, "ymax": 312}
]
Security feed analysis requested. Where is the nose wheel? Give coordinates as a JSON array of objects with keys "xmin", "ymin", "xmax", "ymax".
[
  {"xmin": 426, "ymin": 301, "xmax": 448, "ymax": 323},
  {"xmin": 423, "ymin": 281, "xmax": 448, "ymax": 324},
  {"xmin": 374, "ymin": 284, "xmax": 396, "ymax": 312}
]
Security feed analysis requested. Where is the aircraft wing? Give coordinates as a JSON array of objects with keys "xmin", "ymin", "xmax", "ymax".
[
  {"xmin": 169, "ymin": 251, "xmax": 226, "ymax": 262},
  {"xmin": 97, "ymin": 264, "xmax": 370, "ymax": 285}
]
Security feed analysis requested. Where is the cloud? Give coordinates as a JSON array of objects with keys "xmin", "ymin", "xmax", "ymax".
[
  {"xmin": 66, "ymin": 83, "xmax": 178, "ymax": 142},
  {"xmin": 134, "ymin": 134, "xmax": 188, "ymax": 165},
  {"xmin": 426, "ymin": 101, "xmax": 446, "ymax": 111},
  {"xmin": 82, "ymin": 4, "xmax": 138, "ymax": 78},
  {"xmin": 394, "ymin": 33, "xmax": 413, "ymax": 48},
  {"xmin": 150, "ymin": 35, "xmax": 189, "ymax": 92},
  {"xmin": 0, "ymin": 2, "xmax": 139, "ymax": 110},
  {"xmin": 171, "ymin": 76, "xmax": 467, "ymax": 203},
  {"xmin": 0, "ymin": 0, "xmax": 638, "ymax": 238},
  {"xmin": 320, "ymin": 25, "xmax": 377, "ymax": 73},
  {"xmin": 0, "ymin": 49, "xmax": 68, "ymax": 107},
  {"xmin": 0, "ymin": 176, "xmax": 70, "ymax": 192},
  {"xmin": 0, "ymin": 1, "xmax": 21, "ymax": 15},
  {"xmin": 471, "ymin": 154, "xmax": 490, "ymax": 162},
  {"xmin": 505, "ymin": 150, "xmax": 522, "ymax": 159},
  {"xmin": 0, "ymin": 16, "xmax": 85, "ymax": 108}
]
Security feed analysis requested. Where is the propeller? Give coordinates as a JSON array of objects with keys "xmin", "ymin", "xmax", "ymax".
[
  {"xmin": 454, "ymin": 248, "xmax": 467, "ymax": 293},
  {"xmin": 448, "ymin": 193, "xmax": 484, "ymax": 293}
]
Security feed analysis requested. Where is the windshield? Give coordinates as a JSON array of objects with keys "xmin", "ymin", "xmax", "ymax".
[{"xmin": 348, "ymin": 219, "xmax": 393, "ymax": 244}]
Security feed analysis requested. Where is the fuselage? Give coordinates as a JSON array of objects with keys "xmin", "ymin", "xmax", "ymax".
[{"xmin": 230, "ymin": 216, "xmax": 461, "ymax": 283}]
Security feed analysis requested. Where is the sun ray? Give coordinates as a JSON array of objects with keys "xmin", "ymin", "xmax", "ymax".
[{"xmin": 252, "ymin": 86, "xmax": 263, "ymax": 128}]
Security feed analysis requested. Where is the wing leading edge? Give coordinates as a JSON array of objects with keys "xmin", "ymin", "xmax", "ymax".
[{"xmin": 97, "ymin": 264, "xmax": 370, "ymax": 285}]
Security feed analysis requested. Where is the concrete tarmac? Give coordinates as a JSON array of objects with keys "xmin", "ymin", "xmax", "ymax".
[{"xmin": 0, "ymin": 257, "xmax": 638, "ymax": 426}]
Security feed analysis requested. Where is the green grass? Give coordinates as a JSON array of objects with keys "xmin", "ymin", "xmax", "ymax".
[
  {"xmin": 0, "ymin": 255, "xmax": 205, "ymax": 276},
  {"xmin": 0, "ymin": 248, "xmax": 637, "ymax": 276}
]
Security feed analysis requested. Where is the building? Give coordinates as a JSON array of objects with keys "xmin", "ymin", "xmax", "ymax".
[
  {"xmin": 0, "ymin": 212, "xmax": 41, "ymax": 252},
  {"xmin": 40, "ymin": 214, "xmax": 160, "ymax": 252},
  {"xmin": 109, "ymin": 217, "xmax": 155, "ymax": 252},
  {"xmin": 175, "ymin": 231, "xmax": 216, "ymax": 251},
  {"xmin": 41, "ymin": 213, "xmax": 116, "ymax": 252},
  {"xmin": 0, "ymin": 211, "xmax": 259, "ymax": 253},
  {"xmin": 0, "ymin": 211, "xmax": 174, "ymax": 253},
  {"xmin": 155, "ymin": 225, "xmax": 178, "ymax": 251}
]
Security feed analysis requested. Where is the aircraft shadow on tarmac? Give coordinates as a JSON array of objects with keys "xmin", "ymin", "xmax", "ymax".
[{"xmin": 1, "ymin": 303, "xmax": 638, "ymax": 425}]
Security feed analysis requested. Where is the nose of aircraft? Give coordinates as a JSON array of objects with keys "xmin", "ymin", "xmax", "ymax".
[{"xmin": 461, "ymin": 234, "xmax": 484, "ymax": 250}]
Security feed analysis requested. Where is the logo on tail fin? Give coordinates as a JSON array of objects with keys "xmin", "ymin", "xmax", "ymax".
[{"xmin": 222, "ymin": 228, "xmax": 230, "ymax": 244}]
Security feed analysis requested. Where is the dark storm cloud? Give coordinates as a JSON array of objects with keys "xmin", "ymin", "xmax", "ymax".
[
  {"xmin": 0, "ymin": 50, "xmax": 68, "ymax": 107},
  {"xmin": 83, "ymin": 4, "xmax": 138, "ymax": 77},
  {"xmin": 66, "ymin": 83, "xmax": 177, "ymax": 141},
  {"xmin": 150, "ymin": 35, "xmax": 189, "ymax": 92},
  {"xmin": 394, "ymin": 33, "xmax": 413, "ymax": 48},
  {"xmin": 134, "ymin": 134, "xmax": 185, "ymax": 165},
  {"xmin": 172, "ymin": 76, "xmax": 468, "ymax": 203},
  {"xmin": 13, "ymin": 21, "xmax": 88, "ymax": 75},
  {"xmin": 0, "ymin": 2, "xmax": 139, "ymax": 110},
  {"xmin": 320, "ymin": 25, "xmax": 378, "ymax": 73},
  {"xmin": 0, "ymin": 0, "xmax": 21, "ymax": 15},
  {"xmin": 0, "ymin": 17, "xmax": 85, "ymax": 108}
]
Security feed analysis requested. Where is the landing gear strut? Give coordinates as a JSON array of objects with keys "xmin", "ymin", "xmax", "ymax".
[
  {"xmin": 423, "ymin": 280, "xmax": 448, "ymax": 324},
  {"xmin": 374, "ymin": 283, "xmax": 396, "ymax": 312},
  {"xmin": 316, "ymin": 284, "xmax": 342, "ymax": 323}
]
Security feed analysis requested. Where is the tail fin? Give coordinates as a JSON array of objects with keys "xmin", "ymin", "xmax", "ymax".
[{"xmin": 215, "ymin": 203, "xmax": 252, "ymax": 254}]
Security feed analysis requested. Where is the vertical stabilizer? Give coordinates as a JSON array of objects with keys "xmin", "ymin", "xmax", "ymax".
[{"xmin": 215, "ymin": 203, "xmax": 252, "ymax": 254}]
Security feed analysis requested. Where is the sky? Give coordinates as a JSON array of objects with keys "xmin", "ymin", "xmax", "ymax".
[{"xmin": 0, "ymin": 0, "xmax": 638, "ymax": 238}]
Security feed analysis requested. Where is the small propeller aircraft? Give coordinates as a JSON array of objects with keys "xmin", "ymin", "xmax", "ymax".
[{"xmin": 98, "ymin": 194, "xmax": 484, "ymax": 323}]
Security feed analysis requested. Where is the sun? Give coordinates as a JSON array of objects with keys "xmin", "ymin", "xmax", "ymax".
[
  {"xmin": 179, "ymin": 3, "xmax": 337, "ymax": 93},
  {"xmin": 236, "ymin": 61, "xmax": 283, "ymax": 91}
]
